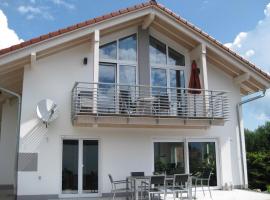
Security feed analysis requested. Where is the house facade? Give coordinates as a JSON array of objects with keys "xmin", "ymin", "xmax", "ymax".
[{"xmin": 0, "ymin": 1, "xmax": 270, "ymax": 199}]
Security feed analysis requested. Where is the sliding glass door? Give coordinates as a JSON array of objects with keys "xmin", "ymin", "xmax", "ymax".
[
  {"xmin": 83, "ymin": 140, "xmax": 99, "ymax": 193},
  {"xmin": 62, "ymin": 139, "xmax": 99, "ymax": 197},
  {"xmin": 188, "ymin": 141, "xmax": 217, "ymax": 186},
  {"xmin": 153, "ymin": 140, "xmax": 219, "ymax": 187},
  {"xmin": 154, "ymin": 142, "xmax": 185, "ymax": 175}
]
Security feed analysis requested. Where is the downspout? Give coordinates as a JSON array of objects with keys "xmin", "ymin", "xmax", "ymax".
[
  {"xmin": 0, "ymin": 87, "xmax": 21, "ymax": 199},
  {"xmin": 237, "ymin": 89, "xmax": 266, "ymax": 189}
]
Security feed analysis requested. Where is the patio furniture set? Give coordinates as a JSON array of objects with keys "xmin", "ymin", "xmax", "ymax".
[{"xmin": 108, "ymin": 171, "xmax": 213, "ymax": 200}]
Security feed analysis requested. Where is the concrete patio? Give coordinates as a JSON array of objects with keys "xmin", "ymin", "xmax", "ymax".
[
  {"xmin": 57, "ymin": 190, "xmax": 270, "ymax": 200},
  {"xmin": 56, "ymin": 190, "xmax": 270, "ymax": 200},
  {"xmin": 1, "ymin": 189, "xmax": 270, "ymax": 200}
]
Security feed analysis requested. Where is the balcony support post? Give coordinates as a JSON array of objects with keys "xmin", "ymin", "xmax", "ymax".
[{"xmin": 92, "ymin": 30, "xmax": 100, "ymax": 114}]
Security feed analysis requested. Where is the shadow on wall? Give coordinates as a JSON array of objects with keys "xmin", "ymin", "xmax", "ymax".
[{"xmin": 20, "ymin": 119, "xmax": 48, "ymax": 152}]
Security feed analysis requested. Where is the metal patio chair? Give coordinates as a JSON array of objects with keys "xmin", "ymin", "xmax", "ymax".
[
  {"xmin": 130, "ymin": 172, "xmax": 146, "ymax": 199},
  {"xmin": 167, "ymin": 174, "xmax": 189, "ymax": 200},
  {"xmin": 141, "ymin": 175, "xmax": 166, "ymax": 200},
  {"xmin": 194, "ymin": 169, "xmax": 213, "ymax": 198},
  {"xmin": 108, "ymin": 174, "xmax": 133, "ymax": 200}
]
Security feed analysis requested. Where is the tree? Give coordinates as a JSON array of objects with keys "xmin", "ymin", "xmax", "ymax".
[{"xmin": 245, "ymin": 121, "xmax": 270, "ymax": 191}]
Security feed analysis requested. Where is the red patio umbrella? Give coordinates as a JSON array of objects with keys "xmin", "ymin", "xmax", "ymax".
[{"xmin": 188, "ymin": 60, "xmax": 201, "ymax": 94}]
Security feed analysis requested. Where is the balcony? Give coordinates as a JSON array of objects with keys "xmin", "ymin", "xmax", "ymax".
[{"xmin": 71, "ymin": 82, "xmax": 229, "ymax": 128}]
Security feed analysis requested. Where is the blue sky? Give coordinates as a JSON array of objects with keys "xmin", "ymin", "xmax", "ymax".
[{"xmin": 1, "ymin": 0, "xmax": 270, "ymax": 130}]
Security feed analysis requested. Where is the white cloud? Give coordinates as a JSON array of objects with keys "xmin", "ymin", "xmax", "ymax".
[
  {"xmin": 226, "ymin": 3, "xmax": 270, "ymax": 129},
  {"xmin": 18, "ymin": 5, "xmax": 41, "ymax": 14},
  {"xmin": 225, "ymin": 32, "xmax": 247, "ymax": 49},
  {"xmin": 255, "ymin": 113, "xmax": 270, "ymax": 121},
  {"xmin": 245, "ymin": 49, "xmax": 255, "ymax": 58},
  {"xmin": 51, "ymin": 0, "xmax": 75, "ymax": 10},
  {"xmin": 225, "ymin": 3, "xmax": 270, "ymax": 74},
  {"xmin": 0, "ymin": 9, "xmax": 24, "ymax": 49},
  {"xmin": 264, "ymin": 3, "xmax": 270, "ymax": 16},
  {"xmin": 17, "ymin": 5, "xmax": 53, "ymax": 20}
]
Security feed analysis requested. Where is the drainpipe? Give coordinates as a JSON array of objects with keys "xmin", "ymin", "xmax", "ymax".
[
  {"xmin": 0, "ymin": 87, "xmax": 21, "ymax": 199},
  {"xmin": 236, "ymin": 89, "xmax": 266, "ymax": 189}
]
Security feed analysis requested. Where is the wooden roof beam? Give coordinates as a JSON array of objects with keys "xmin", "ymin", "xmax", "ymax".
[
  {"xmin": 142, "ymin": 13, "xmax": 155, "ymax": 29},
  {"xmin": 234, "ymin": 72, "xmax": 250, "ymax": 85}
]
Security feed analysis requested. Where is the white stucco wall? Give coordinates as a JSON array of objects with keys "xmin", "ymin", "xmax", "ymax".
[
  {"xmin": 0, "ymin": 100, "xmax": 18, "ymax": 186},
  {"xmin": 207, "ymin": 62, "xmax": 242, "ymax": 187},
  {"xmin": 16, "ymin": 35, "xmax": 243, "ymax": 197}
]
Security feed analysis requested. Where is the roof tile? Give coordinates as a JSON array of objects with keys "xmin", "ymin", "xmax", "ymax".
[
  {"xmin": 111, "ymin": 11, "xmax": 120, "ymax": 17},
  {"xmin": 119, "ymin": 8, "xmax": 129, "ymax": 14},
  {"xmin": 30, "ymin": 37, "xmax": 41, "ymax": 44},
  {"xmin": 95, "ymin": 16, "xmax": 105, "ymax": 22},
  {"xmin": 103, "ymin": 13, "xmax": 113, "ymax": 20}
]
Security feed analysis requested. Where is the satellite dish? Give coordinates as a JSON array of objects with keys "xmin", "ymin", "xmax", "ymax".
[{"xmin": 37, "ymin": 99, "xmax": 58, "ymax": 128}]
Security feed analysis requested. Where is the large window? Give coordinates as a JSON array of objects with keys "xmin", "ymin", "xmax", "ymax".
[
  {"xmin": 153, "ymin": 140, "xmax": 218, "ymax": 187},
  {"xmin": 99, "ymin": 34, "xmax": 137, "ymax": 113},
  {"xmin": 99, "ymin": 34, "xmax": 137, "ymax": 86},
  {"xmin": 154, "ymin": 142, "xmax": 185, "ymax": 175},
  {"xmin": 150, "ymin": 36, "xmax": 185, "ymax": 93},
  {"xmin": 150, "ymin": 36, "xmax": 186, "ymax": 115}
]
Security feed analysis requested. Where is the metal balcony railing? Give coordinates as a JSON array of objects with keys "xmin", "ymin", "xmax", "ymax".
[{"xmin": 71, "ymin": 82, "xmax": 229, "ymax": 121}]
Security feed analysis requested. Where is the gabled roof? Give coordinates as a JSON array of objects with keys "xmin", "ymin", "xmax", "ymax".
[{"xmin": 0, "ymin": 0, "xmax": 269, "ymax": 82}]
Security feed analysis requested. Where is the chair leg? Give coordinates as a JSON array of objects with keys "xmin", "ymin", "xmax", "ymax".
[
  {"xmin": 164, "ymin": 192, "xmax": 166, "ymax": 200},
  {"xmin": 208, "ymin": 180, "xmax": 212, "ymax": 199},
  {"xmin": 201, "ymin": 180, "xmax": 205, "ymax": 196},
  {"xmin": 112, "ymin": 192, "xmax": 116, "ymax": 200},
  {"xmin": 148, "ymin": 193, "xmax": 151, "ymax": 200},
  {"xmin": 173, "ymin": 192, "xmax": 176, "ymax": 200},
  {"xmin": 195, "ymin": 179, "xmax": 197, "ymax": 199}
]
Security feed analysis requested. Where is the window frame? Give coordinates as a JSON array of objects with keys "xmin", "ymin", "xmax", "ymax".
[
  {"xmin": 151, "ymin": 137, "xmax": 221, "ymax": 188},
  {"xmin": 153, "ymin": 140, "xmax": 186, "ymax": 175},
  {"xmin": 149, "ymin": 33, "xmax": 187, "ymax": 90},
  {"xmin": 99, "ymin": 31, "xmax": 138, "ymax": 86}
]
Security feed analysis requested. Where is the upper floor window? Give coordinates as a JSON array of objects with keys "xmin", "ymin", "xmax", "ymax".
[
  {"xmin": 99, "ymin": 33, "xmax": 137, "ymax": 86},
  {"xmin": 99, "ymin": 41, "xmax": 117, "ymax": 60},
  {"xmin": 99, "ymin": 34, "xmax": 137, "ymax": 63},
  {"xmin": 119, "ymin": 34, "xmax": 137, "ymax": 61},
  {"xmin": 150, "ymin": 36, "xmax": 185, "ymax": 67},
  {"xmin": 168, "ymin": 47, "xmax": 185, "ymax": 66},
  {"xmin": 150, "ymin": 36, "xmax": 186, "ymax": 92},
  {"xmin": 150, "ymin": 36, "xmax": 167, "ymax": 64}
]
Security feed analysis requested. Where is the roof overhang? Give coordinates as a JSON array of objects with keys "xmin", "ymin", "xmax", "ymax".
[{"xmin": 0, "ymin": 1, "xmax": 269, "ymax": 103}]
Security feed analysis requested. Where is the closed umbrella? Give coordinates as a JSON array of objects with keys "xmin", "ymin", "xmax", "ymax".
[
  {"xmin": 188, "ymin": 60, "xmax": 201, "ymax": 116},
  {"xmin": 188, "ymin": 60, "xmax": 201, "ymax": 94}
]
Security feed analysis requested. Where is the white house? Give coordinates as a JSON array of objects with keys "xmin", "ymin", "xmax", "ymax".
[{"xmin": 0, "ymin": 1, "xmax": 270, "ymax": 199}]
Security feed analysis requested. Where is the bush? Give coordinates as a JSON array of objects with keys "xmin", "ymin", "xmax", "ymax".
[
  {"xmin": 246, "ymin": 151, "xmax": 270, "ymax": 191},
  {"xmin": 245, "ymin": 122, "xmax": 270, "ymax": 192}
]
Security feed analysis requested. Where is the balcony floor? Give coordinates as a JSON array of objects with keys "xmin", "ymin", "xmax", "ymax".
[{"xmin": 73, "ymin": 114, "xmax": 226, "ymax": 128}]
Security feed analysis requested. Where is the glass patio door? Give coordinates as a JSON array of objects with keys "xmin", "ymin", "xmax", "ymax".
[
  {"xmin": 82, "ymin": 140, "xmax": 98, "ymax": 193},
  {"xmin": 154, "ymin": 142, "xmax": 185, "ymax": 175},
  {"xmin": 188, "ymin": 141, "xmax": 218, "ymax": 186},
  {"xmin": 62, "ymin": 140, "xmax": 79, "ymax": 194},
  {"xmin": 62, "ymin": 139, "xmax": 99, "ymax": 197}
]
